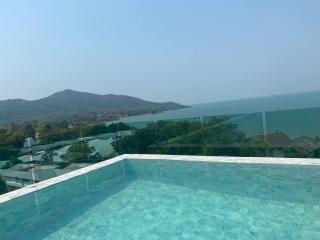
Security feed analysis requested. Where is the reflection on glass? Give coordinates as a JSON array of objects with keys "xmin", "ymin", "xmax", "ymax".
[{"xmin": 1, "ymin": 107, "xmax": 320, "ymax": 195}]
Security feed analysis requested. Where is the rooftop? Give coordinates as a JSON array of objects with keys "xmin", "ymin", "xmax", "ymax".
[{"xmin": 0, "ymin": 154, "xmax": 319, "ymax": 239}]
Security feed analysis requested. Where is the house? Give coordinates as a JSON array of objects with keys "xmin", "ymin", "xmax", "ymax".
[
  {"xmin": 251, "ymin": 131, "xmax": 293, "ymax": 157},
  {"xmin": 9, "ymin": 163, "xmax": 39, "ymax": 171},
  {"xmin": 63, "ymin": 163, "xmax": 92, "ymax": 171},
  {"xmin": 0, "ymin": 169, "xmax": 38, "ymax": 190},
  {"xmin": 292, "ymin": 136, "xmax": 320, "ymax": 157},
  {"xmin": 18, "ymin": 153, "xmax": 43, "ymax": 163},
  {"xmin": 0, "ymin": 165, "xmax": 71, "ymax": 191},
  {"xmin": 0, "ymin": 161, "xmax": 9, "ymax": 169}
]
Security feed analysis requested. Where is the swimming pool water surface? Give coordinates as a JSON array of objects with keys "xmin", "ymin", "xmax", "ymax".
[{"xmin": 1, "ymin": 158, "xmax": 320, "ymax": 240}]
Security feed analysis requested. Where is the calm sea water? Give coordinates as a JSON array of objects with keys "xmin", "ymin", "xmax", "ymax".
[{"xmin": 121, "ymin": 101, "xmax": 320, "ymax": 138}]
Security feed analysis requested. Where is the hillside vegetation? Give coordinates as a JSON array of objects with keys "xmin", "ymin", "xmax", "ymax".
[{"xmin": 0, "ymin": 89, "xmax": 187, "ymax": 125}]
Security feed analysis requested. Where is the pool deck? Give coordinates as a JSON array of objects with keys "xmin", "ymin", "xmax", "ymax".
[{"xmin": 1, "ymin": 154, "xmax": 320, "ymax": 204}]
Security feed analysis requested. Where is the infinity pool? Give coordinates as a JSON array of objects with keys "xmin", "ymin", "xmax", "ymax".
[{"xmin": 1, "ymin": 156, "xmax": 320, "ymax": 239}]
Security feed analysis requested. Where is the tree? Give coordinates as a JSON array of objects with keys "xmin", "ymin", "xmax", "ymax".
[
  {"xmin": 0, "ymin": 147, "xmax": 18, "ymax": 161},
  {"xmin": 62, "ymin": 142, "xmax": 92, "ymax": 163},
  {"xmin": 0, "ymin": 177, "xmax": 7, "ymax": 195},
  {"xmin": 3, "ymin": 131, "xmax": 25, "ymax": 148},
  {"xmin": 106, "ymin": 122, "xmax": 131, "ymax": 133},
  {"xmin": 113, "ymin": 118, "xmax": 265, "ymax": 157},
  {"xmin": 1, "ymin": 156, "xmax": 22, "ymax": 169},
  {"xmin": 39, "ymin": 127, "xmax": 79, "ymax": 144},
  {"xmin": 8, "ymin": 156, "xmax": 21, "ymax": 165},
  {"xmin": 283, "ymin": 148, "xmax": 300, "ymax": 158},
  {"xmin": 80, "ymin": 123, "xmax": 108, "ymax": 136},
  {"xmin": 113, "ymin": 120, "xmax": 200, "ymax": 154},
  {"xmin": 24, "ymin": 124, "xmax": 36, "ymax": 138},
  {"xmin": 43, "ymin": 124, "xmax": 53, "ymax": 133}
]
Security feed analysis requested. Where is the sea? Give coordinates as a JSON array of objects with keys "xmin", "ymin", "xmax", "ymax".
[{"xmin": 120, "ymin": 91, "xmax": 320, "ymax": 139}]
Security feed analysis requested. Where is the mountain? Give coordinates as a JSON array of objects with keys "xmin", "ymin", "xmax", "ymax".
[{"xmin": 0, "ymin": 90, "xmax": 187, "ymax": 125}]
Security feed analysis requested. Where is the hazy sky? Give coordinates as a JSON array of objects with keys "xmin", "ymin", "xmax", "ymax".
[{"xmin": 0, "ymin": 0, "xmax": 319, "ymax": 104}]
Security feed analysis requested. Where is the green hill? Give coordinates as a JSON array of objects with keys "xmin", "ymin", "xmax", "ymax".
[{"xmin": 0, "ymin": 89, "xmax": 187, "ymax": 125}]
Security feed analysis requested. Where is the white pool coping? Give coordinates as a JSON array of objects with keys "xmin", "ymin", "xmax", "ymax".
[{"xmin": 0, "ymin": 154, "xmax": 320, "ymax": 204}]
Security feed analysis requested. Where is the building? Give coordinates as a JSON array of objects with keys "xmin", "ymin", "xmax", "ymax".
[{"xmin": 0, "ymin": 165, "xmax": 70, "ymax": 191}]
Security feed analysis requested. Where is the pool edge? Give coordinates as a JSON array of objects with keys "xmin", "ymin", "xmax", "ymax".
[{"xmin": 1, "ymin": 154, "xmax": 319, "ymax": 204}]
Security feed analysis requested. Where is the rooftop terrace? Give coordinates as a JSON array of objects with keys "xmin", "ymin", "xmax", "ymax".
[{"xmin": 0, "ymin": 154, "xmax": 320, "ymax": 239}]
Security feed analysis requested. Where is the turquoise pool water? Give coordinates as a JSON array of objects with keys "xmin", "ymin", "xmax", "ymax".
[{"xmin": 1, "ymin": 159, "xmax": 320, "ymax": 239}]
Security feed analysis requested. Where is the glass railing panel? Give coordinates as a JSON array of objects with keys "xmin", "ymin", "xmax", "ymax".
[
  {"xmin": 1, "ymin": 106, "xmax": 319, "ymax": 198},
  {"xmin": 265, "ymin": 107, "xmax": 320, "ymax": 158},
  {"xmin": 112, "ymin": 120, "xmax": 156, "ymax": 154},
  {"xmin": 112, "ymin": 115, "xmax": 268, "ymax": 157},
  {"xmin": 202, "ymin": 113, "xmax": 266, "ymax": 157},
  {"xmin": 0, "ymin": 145, "xmax": 34, "ymax": 195},
  {"xmin": 0, "ymin": 121, "xmax": 134, "ymax": 195},
  {"xmin": 150, "ymin": 117, "xmax": 203, "ymax": 155},
  {"xmin": 32, "ymin": 129, "xmax": 86, "ymax": 188},
  {"xmin": 113, "ymin": 117, "xmax": 203, "ymax": 155}
]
